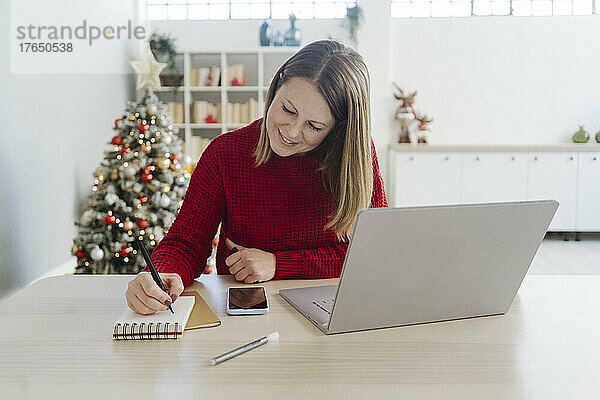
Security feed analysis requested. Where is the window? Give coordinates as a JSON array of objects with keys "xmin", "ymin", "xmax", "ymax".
[
  {"xmin": 391, "ymin": 0, "xmax": 597, "ymax": 17},
  {"xmin": 146, "ymin": 0, "xmax": 357, "ymax": 21}
]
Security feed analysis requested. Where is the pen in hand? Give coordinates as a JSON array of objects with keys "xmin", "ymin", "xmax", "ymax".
[{"xmin": 134, "ymin": 238, "xmax": 175, "ymax": 314}]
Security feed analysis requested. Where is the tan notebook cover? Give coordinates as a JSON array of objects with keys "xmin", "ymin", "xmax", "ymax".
[{"xmin": 180, "ymin": 290, "xmax": 221, "ymax": 330}]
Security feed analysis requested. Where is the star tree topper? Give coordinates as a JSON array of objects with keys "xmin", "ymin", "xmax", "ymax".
[{"xmin": 130, "ymin": 44, "xmax": 167, "ymax": 91}]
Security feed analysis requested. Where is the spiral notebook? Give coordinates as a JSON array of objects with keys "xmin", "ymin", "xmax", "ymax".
[{"xmin": 113, "ymin": 290, "xmax": 221, "ymax": 340}]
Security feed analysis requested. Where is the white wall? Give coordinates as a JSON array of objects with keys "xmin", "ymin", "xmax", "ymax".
[
  {"xmin": 0, "ymin": 0, "xmax": 139, "ymax": 300},
  {"xmin": 391, "ymin": 16, "xmax": 600, "ymax": 145}
]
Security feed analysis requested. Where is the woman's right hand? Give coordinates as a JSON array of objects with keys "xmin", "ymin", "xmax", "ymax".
[{"xmin": 125, "ymin": 272, "xmax": 184, "ymax": 315}]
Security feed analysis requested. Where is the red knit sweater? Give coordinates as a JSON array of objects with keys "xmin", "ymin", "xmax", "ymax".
[{"xmin": 149, "ymin": 118, "xmax": 388, "ymax": 287}]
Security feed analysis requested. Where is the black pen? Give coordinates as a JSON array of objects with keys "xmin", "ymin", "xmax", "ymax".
[{"xmin": 134, "ymin": 237, "xmax": 174, "ymax": 314}]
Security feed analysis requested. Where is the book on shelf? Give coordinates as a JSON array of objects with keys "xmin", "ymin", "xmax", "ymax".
[
  {"xmin": 166, "ymin": 102, "xmax": 184, "ymax": 124},
  {"xmin": 192, "ymin": 101, "xmax": 221, "ymax": 123},
  {"xmin": 226, "ymin": 64, "xmax": 247, "ymax": 86},
  {"xmin": 226, "ymin": 98, "xmax": 258, "ymax": 124},
  {"xmin": 189, "ymin": 66, "xmax": 221, "ymax": 87}
]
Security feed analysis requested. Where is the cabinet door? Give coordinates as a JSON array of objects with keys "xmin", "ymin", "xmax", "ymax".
[
  {"xmin": 392, "ymin": 152, "xmax": 462, "ymax": 207},
  {"xmin": 576, "ymin": 152, "xmax": 600, "ymax": 231},
  {"xmin": 527, "ymin": 152, "xmax": 577, "ymax": 231},
  {"xmin": 462, "ymin": 152, "xmax": 528, "ymax": 203}
]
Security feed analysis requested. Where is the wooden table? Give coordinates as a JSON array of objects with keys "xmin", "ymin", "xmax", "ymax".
[{"xmin": 1, "ymin": 274, "xmax": 599, "ymax": 399}]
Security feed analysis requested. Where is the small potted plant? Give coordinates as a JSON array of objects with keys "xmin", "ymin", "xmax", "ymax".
[
  {"xmin": 341, "ymin": 4, "xmax": 363, "ymax": 48},
  {"xmin": 149, "ymin": 31, "xmax": 182, "ymax": 88}
]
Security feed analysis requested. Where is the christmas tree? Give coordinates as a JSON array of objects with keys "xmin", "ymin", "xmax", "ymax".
[{"xmin": 71, "ymin": 45, "xmax": 194, "ymax": 274}]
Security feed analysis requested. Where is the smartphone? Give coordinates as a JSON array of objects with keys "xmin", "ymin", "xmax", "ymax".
[{"xmin": 227, "ymin": 286, "xmax": 269, "ymax": 315}]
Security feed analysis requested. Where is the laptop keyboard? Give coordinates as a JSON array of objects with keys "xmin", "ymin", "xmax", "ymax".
[{"xmin": 312, "ymin": 298, "xmax": 335, "ymax": 314}]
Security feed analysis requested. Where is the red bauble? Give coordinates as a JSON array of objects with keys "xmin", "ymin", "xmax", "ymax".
[
  {"xmin": 137, "ymin": 219, "xmax": 149, "ymax": 229},
  {"xmin": 111, "ymin": 135, "xmax": 122, "ymax": 145},
  {"xmin": 138, "ymin": 123, "xmax": 150, "ymax": 133},
  {"xmin": 75, "ymin": 250, "xmax": 86, "ymax": 259},
  {"xmin": 141, "ymin": 172, "xmax": 153, "ymax": 182},
  {"xmin": 114, "ymin": 118, "xmax": 123, "ymax": 128},
  {"xmin": 138, "ymin": 195, "xmax": 148, "ymax": 204},
  {"xmin": 231, "ymin": 78, "xmax": 242, "ymax": 86},
  {"xmin": 169, "ymin": 154, "xmax": 179, "ymax": 161},
  {"xmin": 120, "ymin": 246, "xmax": 132, "ymax": 257},
  {"xmin": 104, "ymin": 214, "xmax": 116, "ymax": 224},
  {"xmin": 120, "ymin": 146, "xmax": 131, "ymax": 154},
  {"xmin": 205, "ymin": 115, "xmax": 217, "ymax": 123}
]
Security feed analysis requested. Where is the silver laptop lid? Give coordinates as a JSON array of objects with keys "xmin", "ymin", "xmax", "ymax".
[{"xmin": 326, "ymin": 200, "xmax": 558, "ymax": 334}]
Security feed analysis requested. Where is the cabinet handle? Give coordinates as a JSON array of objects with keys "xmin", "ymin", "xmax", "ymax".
[
  {"xmin": 533, "ymin": 156, "xmax": 538, "ymax": 161},
  {"xmin": 511, "ymin": 156, "xmax": 515, "ymax": 161},
  {"xmin": 569, "ymin": 156, "xmax": 574, "ymax": 161},
  {"xmin": 409, "ymin": 156, "xmax": 414, "ymax": 161},
  {"xmin": 594, "ymin": 157, "xmax": 598, "ymax": 161},
  {"xmin": 444, "ymin": 156, "xmax": 449, "ymax": 161},
  {"xmin": 475, "ymin": 156, "xmax": 480, "ymax": 161}
]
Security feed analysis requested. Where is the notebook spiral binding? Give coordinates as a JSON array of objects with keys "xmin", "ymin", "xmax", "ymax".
[{"xmin": 113, "ymin": 321, "xmax": 181, "ymax": 340}]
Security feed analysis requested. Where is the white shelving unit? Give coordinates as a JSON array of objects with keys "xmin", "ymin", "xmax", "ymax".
[{"xmin": 154, "ymin": 48, "xmax": 298, "ymax": 146}]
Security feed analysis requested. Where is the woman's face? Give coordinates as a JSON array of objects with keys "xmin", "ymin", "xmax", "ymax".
[{"xmin": 266, "ymin": 77, "xmax": 336, "ymax": 157}]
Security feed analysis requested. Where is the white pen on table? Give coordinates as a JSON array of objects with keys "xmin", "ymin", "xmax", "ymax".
[{"xmin": 209, "ymin": 332, "xmax": 279, "ymax": 366}]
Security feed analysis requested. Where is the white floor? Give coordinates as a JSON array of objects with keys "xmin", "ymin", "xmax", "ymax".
[{"xmin": 529, "ymin": 232, "xmax": 600, "ymax": 275}]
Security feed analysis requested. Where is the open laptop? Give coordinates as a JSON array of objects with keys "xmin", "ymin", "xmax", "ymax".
[{"xmin": 279, "ymin": 200, "xmax": 558, "ymax": 335}]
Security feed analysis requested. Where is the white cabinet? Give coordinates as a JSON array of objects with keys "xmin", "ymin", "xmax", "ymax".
[
  {"xmin": 462, "ymin": 152, "xmax": 528, "ymax": 203},
  {"xmin": 389, "ymin": 144, "xmax": 600, "ymax": 231},
  {"xmin": 576, "ymin": 152, "xmax": 600, "ymax": 230},
  {"xmin": 527, "ymin": 152, "xmax": 577, "ymax": 231},
  {"xmin": 391, "ymin": 152, "xmax": 462, "ymax": 207}
]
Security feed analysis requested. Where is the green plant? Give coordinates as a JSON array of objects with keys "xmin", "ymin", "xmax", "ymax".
[
  {"xmin": 148, "ymin": 31, "xmax": 181, "ymax": 88},
  {"xmin": 341, "ymin": 5, "xmax": 363, "ymax": 48}
]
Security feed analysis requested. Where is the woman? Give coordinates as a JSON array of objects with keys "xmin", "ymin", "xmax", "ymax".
[{"xmin": 125, "ymin": 39, "xmax": 387, "ymax": 315}]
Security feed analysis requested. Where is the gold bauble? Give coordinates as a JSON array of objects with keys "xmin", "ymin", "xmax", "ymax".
[
  {"xmin": 157, "ymin": 157, "xmax": 171, "ymax": 170},
  {"xmin": 123, "ymin": 220, "xmax": 134, "ymax": 231},
  {"xmin": 110, "ymin": 171, "xmax": 119, "ymax": 180},
  {"xmin": 161, "ymin": 185, "xmax": 171, "ymax": 193}
]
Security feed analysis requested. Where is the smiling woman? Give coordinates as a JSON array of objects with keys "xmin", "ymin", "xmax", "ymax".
[{"xmin": 126, "ymin": 39, "xmax": 388, "ymax": 316}]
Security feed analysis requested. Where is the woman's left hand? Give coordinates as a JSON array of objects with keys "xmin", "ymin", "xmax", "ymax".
[{"xmin": 225, "ymin": 238, "xmax": 276, "ymax": 283}]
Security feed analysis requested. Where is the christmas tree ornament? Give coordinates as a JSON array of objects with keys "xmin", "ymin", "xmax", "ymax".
[
  {"xmin": 147, "ymin": 103, "xmax": 158, "ymax": 116},
  {"xmin": 157, "ymin": 157, "xmax": 171, "ymax": 170},
  {"xmin": 160, "ymin": 194, "xmax": 171, "ymax": 208},
  {"xmin": 120, "ymin": 246, "xmax": 132, "ymax": 257},
  {"xmin": 104, "ymin": 214, "xmax": 116, "ymax": 224},
  {"xmin": 161, "ymin": 185, "xmax": 171, "ymax": 193},
  {"xmin": 123, "ymin": 219, "xmax": 134, "ymax": 231},
  {"xmin": 111, "ymin": 135, "xmax": 122, "ymax": 145},
  {"xmin": 137, "ymin": 218, "xmax": 149, "ymax": 229},
  {"xmin": 90, "ymin": 246, "xmax": 104, "ymax": 261},
  {"xmin": 114, "ymin": 118, "xmax": 123, "ymax": 128},
  {"xmin": 120, "ymin": 146, "xmax": 131, "ymax": 154},
  {"xmin": 123, "ymin": 165, "xmax": 137, "ymax": 178},
  {"xmin": 127, "ymin": 114, "xmax": 136, "ymax": 122},
  {"xmin": 75, "ymin": 250, "xmax": 86, "ymax": 259},
  {"xmin": 138, "ymin": 195, "xmax": 148, "ymax": 204},
  {"xmin": 141, "ymin": 172, "xmax": 153, "ymax": 182},
  {"xmin": 110, "ymin": 170, "xmax": 119, "ymax": 180},
  {"xmin": 129, "ymin": 43, "xmax": 167, "ymax": 91},
  {"xmin": 169, "ymin": 163, "xmax": 181, "ymax": 171},
  {"xmin": 105, "ymin": 192, "xmax": 118, "ymax": 206},
  {"xmin": 80, "ymin": 210, "xmax": 95, "ymax": 226},
  {"xmin": 138, "ymin": 123, "xmax": 150, "ymax": 133}
]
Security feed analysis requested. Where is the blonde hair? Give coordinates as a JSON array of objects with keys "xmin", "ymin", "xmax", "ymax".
[{"xmin": 254, "ymin": 40, "xmax": 373, "ymax": 241}]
